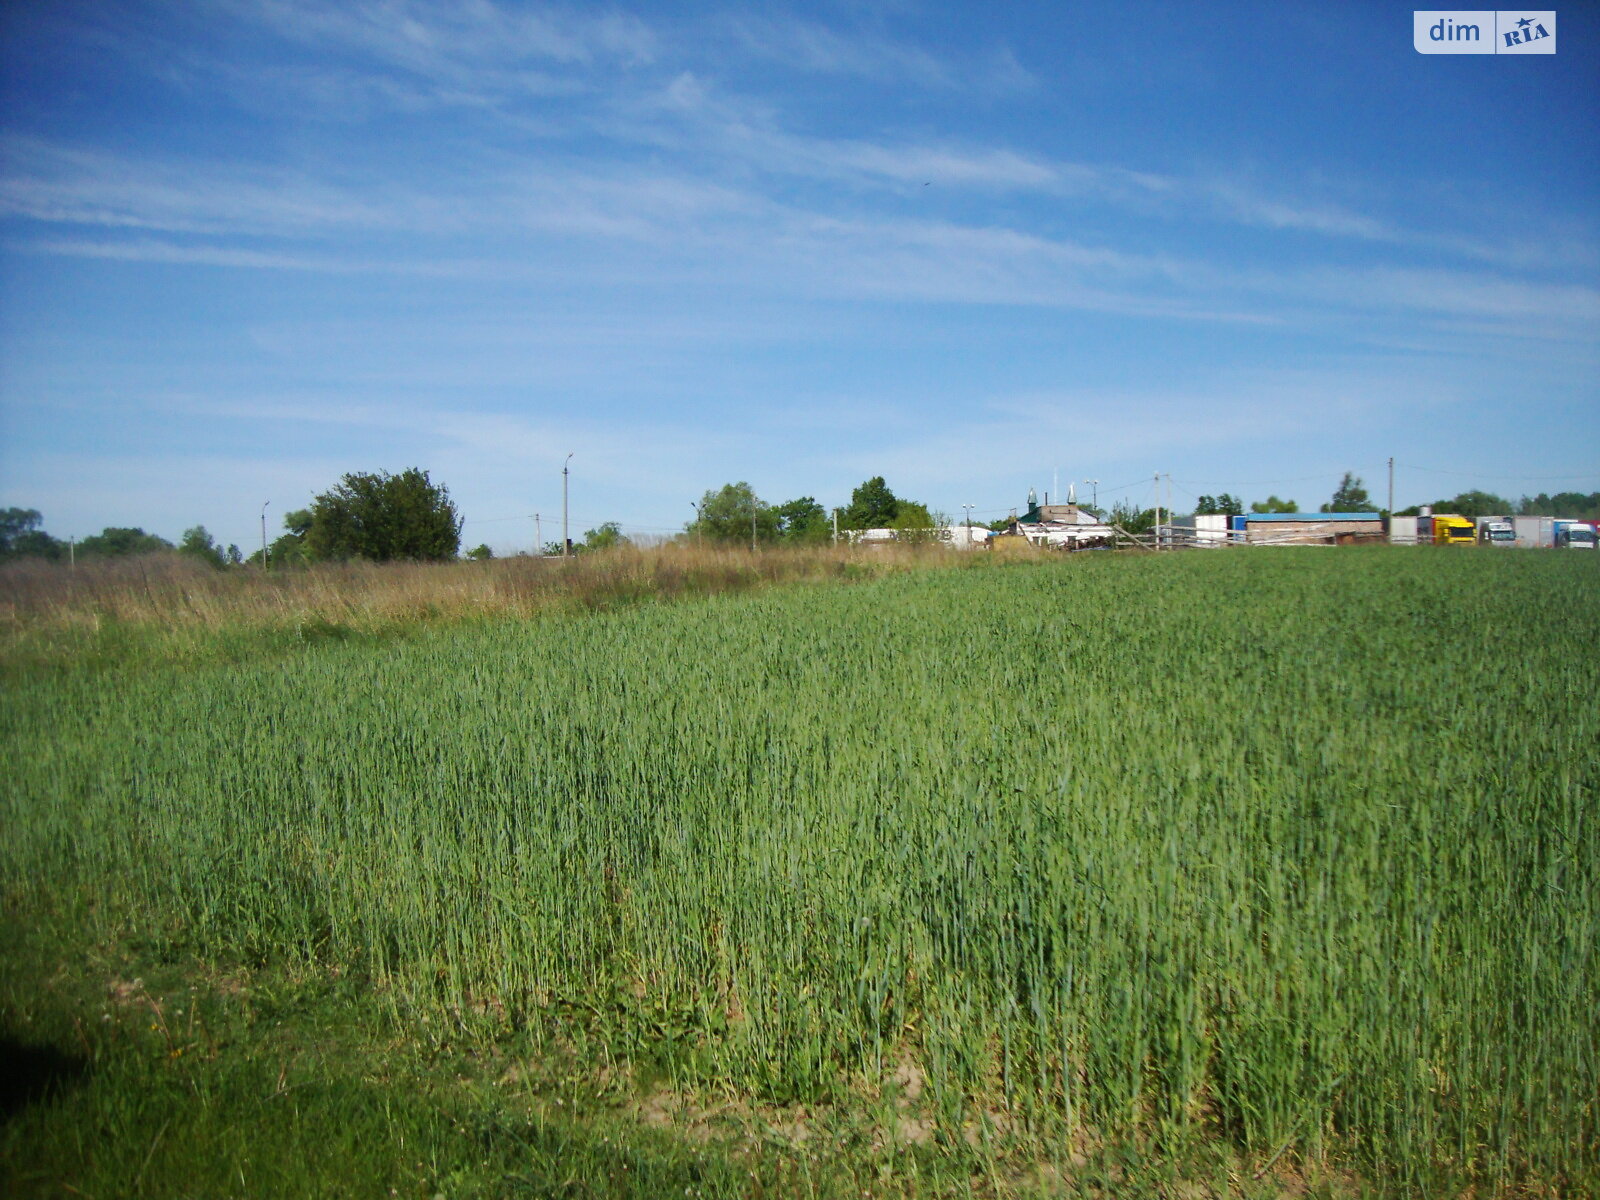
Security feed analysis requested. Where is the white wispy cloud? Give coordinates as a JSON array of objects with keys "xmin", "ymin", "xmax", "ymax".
[
  {"xmin": 1297, "ymin": 264, "xmax": 1600, "ymax": 326},
  {"xmin": 0, "ymin": 136, "xmax": 436, "ymax": 238},
  {"xmin": 719, "ymin": 13, "xmax": 953, "ymax": 87},
  {"xmin": 4, "ymin": 18, "xmax": 1594, "ymax": 349},
  {"xmin": 1206, "ymin": 181, "xmax": 1393, "ymax": 241},
  {"xmin": 13, "ymin": 145, "xmax": 1594, "ymax": 344},
  {"xmin": 242, "ymin": 0, "xmax": 657, "ymax": 75},
  {"xmin": 16, "ymin": 238, "xmax": 372, "ymax": 272}
]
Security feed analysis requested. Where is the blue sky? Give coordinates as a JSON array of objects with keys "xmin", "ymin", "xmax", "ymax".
[{"xmin": 2, "ymin": 1, "xmax": 1596, "ymax": 552}]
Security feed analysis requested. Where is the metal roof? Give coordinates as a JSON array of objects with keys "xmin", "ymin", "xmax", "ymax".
[{"xmin": 1243, "ymin": 512, "xmax": 1382, "ymax": 522}]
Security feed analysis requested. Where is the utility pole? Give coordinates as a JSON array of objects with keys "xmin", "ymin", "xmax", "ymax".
[
  {"xmin": 750, "ymin": 495, "xmax": 757, "ymax": 553},
  {"xmin": 1165, "ymin": 474, "xmax": 1173, "ymax": 548},
  {"xmin": 1154, "ymin": 473, "xmax": 1161, "ymax": 550},
  {"xmin": 535, "ymin": 512, "xmax": 541, "ymax": 555},
  {"xmin": 1085, "ymin": 479, "xmax": 1099, "ymax": 511},
  {"xmin": 832, "ymin": 507, "xmax": 839, "ymax": 545},
  {"xmin": 260, "ymin": 501, "xmax": 270, "ymax": 570},
  {"xmin": 962, "ymin": 503, "xmax": 974, "ymax": 547},
  {"xmin": 1388, "ymin": 457, "xmax": 1395, "ymax": 517},
  {"xmin": 690, "ymin": 501, "xmax": 701, "ymax": 546},
  {"xmin": 69, "ymin": 536, "xmax": 75, "ymax": 569},
  {"xmin": 562, "ymin": 453, "xmax": 572, "ymax": 559}
]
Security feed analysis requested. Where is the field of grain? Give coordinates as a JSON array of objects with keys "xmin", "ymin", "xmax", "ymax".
[{"xmin": 2, "ymin": 548, "xmax": 1596, "ymax": 1196}]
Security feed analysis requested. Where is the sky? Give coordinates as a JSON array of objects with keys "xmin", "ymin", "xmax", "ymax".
[{"xmin": 1, "ymin": 0, "xmax": 1596, "ymax": 553}]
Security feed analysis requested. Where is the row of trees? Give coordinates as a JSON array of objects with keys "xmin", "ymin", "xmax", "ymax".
[
  {"xmin": 1398, "ymin": 489, "xmax": 1600, "ymax": 521},
  {"xmin": 1191, "ymin": 473, "xmax": 1375, "ymax": 518},
  {"xmin": 1, "ymin": 470, "xmax": 465, "ymax": 570},
  {"xmin": 686, "ymin": 477, "xmax": 938, "ymax": 546},
  {"xmin": 12, "ymin": 471, "xmax": 1596, "ymax": 569},
  {"xmin": 1189, "ymin": 475, "xmax": 1600, "ymax": 522},
  {"xmin": 1, "ymin": 508, "xmax": 244, "ymax": 566}
]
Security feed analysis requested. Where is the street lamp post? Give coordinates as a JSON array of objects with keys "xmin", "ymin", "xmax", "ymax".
[
  {"xmin": 690, "ymin": 500, "xmax": 701, "ymax": 546},
  {"xmin": 562, "ymin": 452, "xmax": 573, "ymax": 559},
  {"xmin": 260, "ymin": 501, "xmax": 270, "ymax": 570}
]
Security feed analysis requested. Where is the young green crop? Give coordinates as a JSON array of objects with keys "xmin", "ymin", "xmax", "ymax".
[{"xmin": 2, "ymin": 548, "xmax": 1595, "ymax": 1194}]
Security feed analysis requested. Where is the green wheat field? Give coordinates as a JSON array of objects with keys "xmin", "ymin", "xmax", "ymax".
[{"xmin": 2, "ymin": 548, "xmax": 1595, "ymax": 1198}]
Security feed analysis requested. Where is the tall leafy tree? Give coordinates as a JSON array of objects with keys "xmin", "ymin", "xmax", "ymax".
[
  {"xmin": 268, "ymin": 508, "xmax": 314, "ymax": 567},
  {"xmin": 579, "ymin": 522, "xmax": 627, "ymax": 552},
  {"xmin": 690, "ymin": 482, "xmax": 779, "ymax": 545},
  {"xmin": 1196, "ymin": 493, "xmax": 1243, "ymax": 517},
  {"xmin": 0, "ymin": 507, "xmax": 64, "ymax": 561},
  {"xmin": 1250, "ymin": 495, "xmax": 1299, "ymax": 513},
  {"xmin": 78, "ymin": 527, "xmax": 173, "ymax": 558},
  {"xmin": 304, "ymin": 468, "xmax": 461, "ymax": 562},
  {"xmin": 1321, "ymin": 473, "xmax": 1376, "ymax": 513},
  {"xmin": 1517, "ymin": 491, "xmax": 1600, "ymax": 519},
  {"xmin": 1109, "ymin": 501, "xmax": 1156, "ymax": 534},
  {"xmin": 841, "ymin": 476, "xmax": 900, "ymax": 530},
  {"xmin": 772, "ymin": 497, "xmax": 830, "ymax": 544},
  {"xmin": 1425, "ymin": 490, "xmax": 1513, "ymax": 520},
  {"xmin": 177, "ymin": 525, "xmax": 227, "ymax": 569},
  {"xmin": 890, "ymin": 500, "xmax": 939, "ymax": 542}
]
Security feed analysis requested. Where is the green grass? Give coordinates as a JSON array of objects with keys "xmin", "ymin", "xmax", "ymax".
[{"xmin": 3, "ymin": 548, "xmax": 1595, "ymax": 1197}]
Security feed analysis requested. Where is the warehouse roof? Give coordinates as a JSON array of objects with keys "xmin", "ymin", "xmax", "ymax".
[{"xmin": 1243, "ymin": 512, "xmax": 1382, "ymax": 522}]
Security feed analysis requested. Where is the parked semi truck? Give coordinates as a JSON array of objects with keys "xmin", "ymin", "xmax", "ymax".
[
  {"xmin": 1432, "ymin": 515, "xmax": 1476, "ymax": 545},
  {"xmin": 1553, "ymin": 520, "xmax": 1597, "ymax": 549},
  {"xmin": 1477, "ymin": 519, "xmax": 1516, "ymax": 546}
]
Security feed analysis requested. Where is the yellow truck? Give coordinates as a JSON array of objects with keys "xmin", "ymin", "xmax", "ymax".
[{"xmin": 1431, "ymin": 515, "xmax": 1476, "ymax": 545}]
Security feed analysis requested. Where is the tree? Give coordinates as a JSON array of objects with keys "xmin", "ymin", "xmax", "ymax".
[
  {"xmin": 1196, "ymin": 493, "xmax": 1243, "ymax": 517},
  {"xmin": 689, "ymin": 482, "xmax": 778, "ymax": 545},
  {"xmin": 268, "ymin": 508, "xmax": 314, "ymax": 568},
  {"xmin": 579, "ymin": 522, "xmax": 627, "ymax": 553},
  {"xmin": 304, "ymin": 468, "xmax": 461, "ymax": 562},
  {"xmin": 0, "ymin": 508, "xmax": 64, "ymax": 562},
  {"xmin": 1517, "ymin": 491, "xmax": 1600, "ymax": 519},
  {"xmin": 1109, "ymin": 501, "xmax": 1156, "ymax": 535},
  {"xmin": 890, "ymin": 500, "xmax": 939, "ymax": 543},
  {"xmin": 465, "ymin": 543, "xmax": 493, "ymax": 561},
  {"xmin": 78, "ymin": 527, "xmax": 173, "ymax": 558},
  {"xmin": 1321, "ymin": 473, "xmax": 1376, "ymax": 513},
  {"xmin": 178, "ymin": 525, "xmax": 227, "ymax": 569},
  {"xmin": 1425, "ymin": 490, "xmax": 1513, "ymax": 520},
  {"xmin": 772, "ymin": 497, "xmax": 830, "ymax": 544},
  {"xmin": 841, "ymin": 477, "xmax": 900, "ymax": 530},
  {"xmin": 1251, "ymin": 495, "xmax": 1299, "ymax": 514}
]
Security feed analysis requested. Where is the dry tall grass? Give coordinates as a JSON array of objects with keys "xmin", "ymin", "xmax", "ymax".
[{"xmin": 0, "ymin": 542, "xmax": 977, "ymax": 655}]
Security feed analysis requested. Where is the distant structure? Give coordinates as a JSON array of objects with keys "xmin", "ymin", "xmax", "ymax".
[
  {"xmin": 1233, "ymin": 512, "xmax": 1385, "ymax": 545},
  {"xmin": 1000, "ymin": 492, "xmax": 1114, "ymax": 549}
]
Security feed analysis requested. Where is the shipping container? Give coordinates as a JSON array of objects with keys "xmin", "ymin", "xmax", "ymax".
[
  {"xmin": 1513, "ymin": 516, "xmax": 1554, "ymax": 548},
  {"xmin": 1389, "ymin": 515, "xmax": 1420, "ymax": 545}
]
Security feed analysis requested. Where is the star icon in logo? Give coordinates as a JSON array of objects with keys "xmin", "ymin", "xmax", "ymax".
[{"xmin": 1517, "ymin": 16, "xmax": 1533, "ymax": 29}]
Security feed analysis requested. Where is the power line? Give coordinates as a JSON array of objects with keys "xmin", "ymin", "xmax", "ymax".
[
  {"xmin": 459, "ymin": 513, "xmax": 535, "ymax": 526},
  {"xmin": 1091, "ymin": 476, "xmax": 1158, "ymax": 499}
]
